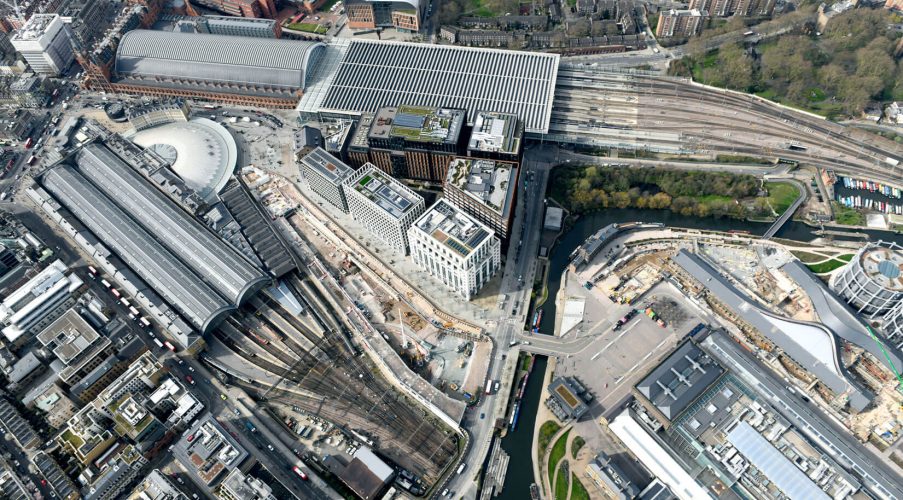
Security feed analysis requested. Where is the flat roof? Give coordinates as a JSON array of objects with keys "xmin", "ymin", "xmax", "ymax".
[
  {"xmin": 318, "ymin": 40, "xmax": 559, "ymax": 134},
  {"xmin": 857, "ymin": 243, "xmax": 903, "ymax": 291},
  {"xmin": 352, "ymin": 167, "xmax": 423, "ymax": 220},
  {"xmin": 369, "ymin": 105, "xmax": 465, "ymax": 145},
  {"xmin": 37, "ymin": 309, "xmax": 103, "ymax": 365},
  {"xmin": 727, "ymin": 421, "xmax": 830, "ymax": 500},
  {"xmin": 609, "ymin": 411, "xmax": 712, "ymax": 500},
  {"xmin": 412, "ymin": 200, "xmax": 493, "ymax": 259},
  {"xmin": 446, "ymin": 157, "xmax": 516, "ymax": 219},
  {"xmin": 468, "ymin": 111, "xmax": 522, "ymax": 154},
  {"xmin": 635, "ymin": 341, "xmax": 724, "ymax": 421},
  {"xmin": 300, "ymin": 147, "xmax": 354, "ymax": 185}
]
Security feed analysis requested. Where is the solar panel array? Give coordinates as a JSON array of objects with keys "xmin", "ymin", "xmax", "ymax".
[{"xmin": 321, "ymin": 41, "xmax": 559, "ymax": 133}]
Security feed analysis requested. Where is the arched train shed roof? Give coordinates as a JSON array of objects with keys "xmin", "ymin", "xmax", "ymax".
[{"xmin": 115, "ymin": 30, "xmax": 326, "ymax": 90}]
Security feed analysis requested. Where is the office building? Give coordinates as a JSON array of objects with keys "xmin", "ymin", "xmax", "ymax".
[
  {"xmin": 344, "ymin": 165, "xmax": 425, "ymax": 254},
  {"xmin": 345, "ymin": 0, "xmax": 422, "ymax": 32},
  {"xmin": 10, "ymin": 15, "xmax": 75, "ymax": 75},
  {"xmin": 655, "ymin": 9, "xmax": 706, "ymax": 37},
  {"xmin": 37, "ymin": 308, "xmax": 114, "ymax": 385},
  {"xmin": 172, "ymin": 416, "xmax": 248, "ymax": 490},
  {"xmin": 546, "ymin": 376, "xmax": 591, "ymax": 421},
  {"xmin": 365, "ymin": 105, "xmax": 466, "ymax": 181},
  {"xmin": 0, "ymin": 260, "xmax": 84, "ymax": 345},
  {"xmin": 444, "ymin": 157, "xmax": 518, "ymax": 240},
  {"xmin": 409, "ymin": 200, "xmax": 500, "ymax": 300},
  {"xmin": 189, "ymin": 0, "xmax": 277, "ymax": 18},
  {"xmin": 299, "ymin": 147, "xmax": 355, "ymax": 212},
  {"xmin": 584, "ymin": 452, "xmax": 641, "ymax": 500},
  {"xmin": 83, "ymin": 445, "xmax": 147, "ymax": 500},
  {"xmin": 467, "ymin": 111, "xmax": 524, "ymax": 163},
  {"xmin": 218, "ymin": 469, "xmax": 275, "ymax": 500},
  {"xmin": 328, "ymin": 447, "xmax": 394, "ymax": 500},
  {"xmin": 128, "ymin": 469, "xmax": 189, "ymax": 500},
  {"xmin": 31, "ymin": 383, "xmax": 79, "ymax": 429}
]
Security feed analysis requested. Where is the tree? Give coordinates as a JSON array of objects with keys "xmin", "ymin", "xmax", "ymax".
[{"xmin": 611, "ymin": 191, "xmax": 631, "ymax": 208}]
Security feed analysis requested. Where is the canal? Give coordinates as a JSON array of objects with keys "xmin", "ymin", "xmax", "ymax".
[{"xmin": 498, "ymin": 206, "xmax": 903, "ymax": 498}]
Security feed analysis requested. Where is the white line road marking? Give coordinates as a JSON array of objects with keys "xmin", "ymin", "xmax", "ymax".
[{"xmin": 590, "ymin": 318, "xmax": 641, "ymax": 360}]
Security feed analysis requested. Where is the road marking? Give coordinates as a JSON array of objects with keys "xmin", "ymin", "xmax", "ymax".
[{"xmin": 590, "ymin": 319, "xmax": 640, "ymax": 360}]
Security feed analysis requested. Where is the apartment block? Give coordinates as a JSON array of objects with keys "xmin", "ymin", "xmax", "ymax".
[{"xmin": 655, "ymin": 9, "xmax": 706, "ymax": 37}]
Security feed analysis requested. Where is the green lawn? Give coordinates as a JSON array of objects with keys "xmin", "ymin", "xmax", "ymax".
[
  {"xmin": 694, "ymin": 194, "xmax": 735, "ymax": 204},
  {"xmin": 571, "ymin": 436, "xmax": 585, "ymax": 459},
  {"xmin": 832, "ymin": 202, "xmax": 865, "ymax": 226},
  {"xmin": 571, "ymin": 475, "xmax": 591, "ymax": 500},
  {"xmin": 554, "ymin": 467, "xmax": 569, "ymax": 500},
  {"xmin": 286, "ymin": 22, "xmax": 328, "ymax": 33},
  {"xmin": 791, "ymin": 250, "xmax": 828, "ymax": 263},
  {"xmin": 548, "ymin": 430, "xmax": 571, "ymax": 489},
  {"xmin": 537, "ymin": 420, "xmax": 561, "ymax": 458},
  {"xmin": 806, "ymin": 87, "xmax": 827, "ymax": 102},
  {"xmin": 837, "ymin": 253, "xmax": 854, "ymax": 262},
  {"xmin": 807, "ymin": 259, "xmax": 850, "ymax": 274},
  {"xmin": 468, "ymin": 0, "xmax": 498, "ymax": 16},
  {"xmin": 765, "ymin": 181, "xmax": 801, "ymax": 215}
]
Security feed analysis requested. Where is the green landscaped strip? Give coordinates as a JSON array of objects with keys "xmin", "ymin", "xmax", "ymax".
[
  {"xmin": 765, "ymin": 181, "xmax": 800, "ymax": 215},
  {"xmin": 571, "ymin": 436, "xmax": 585, "ymax": 459},
  {"xmin": 791, "ymin": 250, "xmax": 826, "ymax": 263},
  {"xmin": 548, "ymin": 430, "xmax": 570, "ymax": 489},
  {"xmin": 838, "ymin": 254, "xmax": 853, "ymax": 262},
  {"xmin": 537, "ymin": 420, "xmax": 561, "ymax": 457},
  {"xmin": 807, "ymin": 259, "xmax": 848, "ymax": 274},
  {"xmin": 571, "ymin": 474, "xmax": 590, "ymax": 500},
  {"xmin": 554, "ymin": 467, "xmax": 569, "ymax": 500}
]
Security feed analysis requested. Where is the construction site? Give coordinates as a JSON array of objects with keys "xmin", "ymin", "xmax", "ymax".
[{"xmin": 556, "ymin": 224, "xmax": 903, "ymax": 465}]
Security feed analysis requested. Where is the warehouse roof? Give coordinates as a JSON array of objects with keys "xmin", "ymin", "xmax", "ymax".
[
  {"xmin": 635, "ymin": 341, "xmax": 724, "ymax": 422},
  {"xmin": 129, "ymin": 118, "xmax": 236, "ymax": 203},
  {"xmin": 319, "ymin": 40, "xmax": 559, "ymax": 133},
  {"xmin": 115, "ymin": 30, "xmax": 325, "ymax": 91},
  {"xmin": 41, "ymin": 166, "xmax": 233, "ymax": 333},
  {"xmin": 727, "ymin": 421, "xmax": 830, "ymax": 500},
  {"xmin": 75, "ymin": 144, "xmax": 268, "ymax": 305}
]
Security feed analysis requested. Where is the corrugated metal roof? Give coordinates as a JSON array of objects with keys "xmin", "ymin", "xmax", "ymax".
[
  {"xmin": 42, "ymin": 166, "xmax": 232, "ymax": 332},
  {"xmin": 115, "ymin": 30, "xmax": 325, "ymax": 89},
  {"xmin": 727, "ymin": 421, "xmax": 830, "ymax": 500}
]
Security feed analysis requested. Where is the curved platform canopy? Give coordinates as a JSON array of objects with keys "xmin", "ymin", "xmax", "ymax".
[
  {"xmin": 129, "ymin": 118, "xmax": 236, "ymax": 203},
  {"xmin": 115, "ymin": 30, "xmax": 326, "ymax": 91}
]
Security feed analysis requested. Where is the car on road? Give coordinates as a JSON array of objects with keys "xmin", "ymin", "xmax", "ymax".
[
  {"xmin": 292, "ymin": 465, "xmax": 309, "ymax": 480},
  {"xmin": 185, "ymin": 375, "xmax": 194, "ymax": 385},
  {"xmin": 220, "ymin": 394, "xmax": 228, "ymax": 401}
]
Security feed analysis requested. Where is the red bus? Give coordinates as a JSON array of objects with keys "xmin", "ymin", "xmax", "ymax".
[
  {"xmin": 164, "ymin": 341, "xmax": 176, "ymax": 352},
  {"xmin": 23, "ymin": 138, "xmax": 32, "ymax": 149},
  {"xmin": 87, "ymin": 265, "xmax": 97, "ymax": 276},
  {"xmin": 111, "ymin": 289, "xmax": 121, "ymax": 298}
]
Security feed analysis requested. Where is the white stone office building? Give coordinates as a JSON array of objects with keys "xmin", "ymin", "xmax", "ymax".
[
  {"xmin": 344, "ymin": 164, "xmax": 425, "ymax": 254},
  {"xmin": 409, "ymin": 199, "xmax": 500, "ymax": 300},
  {"xmin": 10, "ymin": 15, "xmax": 75, "ymax": 76}
]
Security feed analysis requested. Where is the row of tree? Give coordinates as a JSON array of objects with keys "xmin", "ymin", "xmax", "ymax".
[
  {"xmin": 671, "ymin": 9, "xmax": 902, "ymax": 117},
  {"xmin": 551, "ymin": 166, "xmax": 767, "ymax": 219}
]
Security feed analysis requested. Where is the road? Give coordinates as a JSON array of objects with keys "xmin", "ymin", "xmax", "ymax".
[{"xmin": 444, "ymin": 152, "xmax": 551, "ymax": 498}]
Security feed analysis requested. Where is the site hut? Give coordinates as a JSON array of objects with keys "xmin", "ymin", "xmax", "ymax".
[
  {"xmin": 408, "ymin": 199, "xmax": 501, "ymax": 300},
  {"xmin": 343, "ymin": 164, "xmax": 425, "ymax": 255},
  {"xmin": 299, "ymin": 147, "xmax": 355, "ymax": 213}
]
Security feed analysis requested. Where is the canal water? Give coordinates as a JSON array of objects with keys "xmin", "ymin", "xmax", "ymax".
[
  {"xmin": 498, "ymin": 206, "xmax": 903, "ymax": 497},
  {"xmin": 496, "ymin": 355, "xmax": 547, "ymax": 500}
]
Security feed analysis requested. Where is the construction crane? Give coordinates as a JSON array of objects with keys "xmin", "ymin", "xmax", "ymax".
[{"xmin": 866, "ymin": 326, "xmax": 903, "ymax": 395}]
